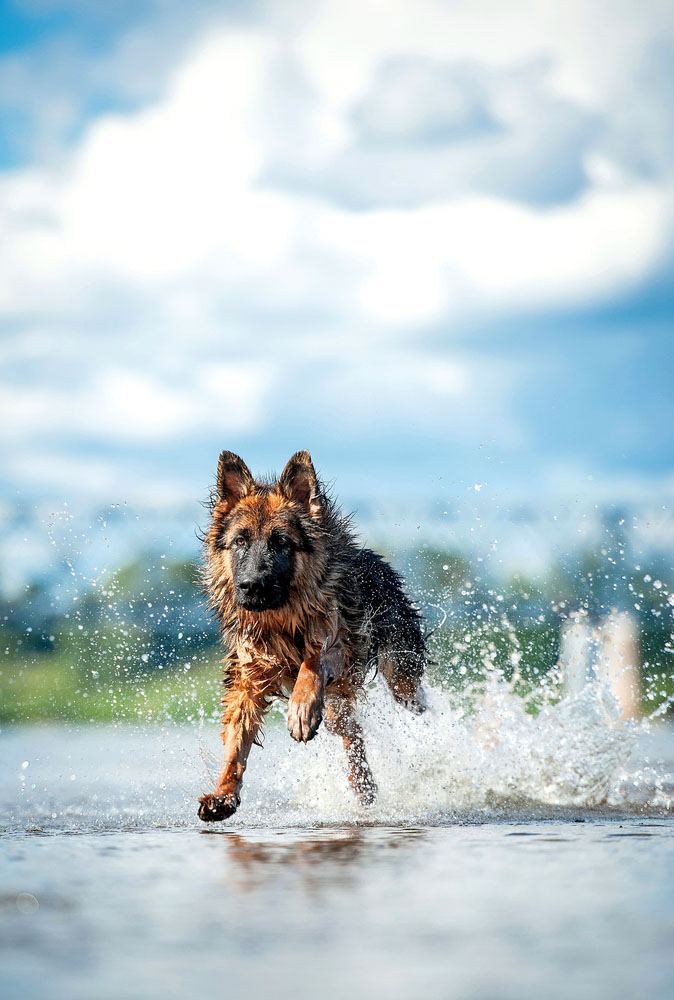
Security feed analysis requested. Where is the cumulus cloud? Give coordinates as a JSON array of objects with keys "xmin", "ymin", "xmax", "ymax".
[
  {"xmin": 315, "ymin": 352, "xmax": 527, "ymax": 449},
  {"xmin": 0, "ymin": 363, "xmax": 273, "ymax": 444},
  {"xmin": 273, "ymin": 56, "xmax": 600, "ymax": 208},
  {"xmin": 1, "ymin": 25, "xmax": 670, "ymax": 328},
  {"xmin": 352, "ymin": 57, "xmax": 500, "ymax": 147},
  {"xmin": 0, "ymin": 0, "xmax": 243, "ymax": 164},
  {"xmin": 0, "ymin": 0, "xmax": 672, "ymax": 503}
]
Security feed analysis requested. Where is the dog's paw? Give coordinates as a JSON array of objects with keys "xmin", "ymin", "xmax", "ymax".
[
  {"xmin": 351, "ymin": 767, "xmax": 378, "ymax": 807},
  {"xmin": 404, "ymin": 694, "xmax": 426, "ymax": 715},
  {"xmin": 198, "ymin": 792, "xmax": 240, "ymax": 823},
  {"xmin": 287, "ymin": 693, "xmax": 323, "ymax": 743},
  {"xmin": 393, "ymin": 684, "xmax": 427, "ymax": 715},
  {"xmin": 357, "ymin": 782, "xmax": 377, "ymax": 807}
]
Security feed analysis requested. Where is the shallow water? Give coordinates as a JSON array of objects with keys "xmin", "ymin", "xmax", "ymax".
[
  {"xmin": 1, "ymin": 684, "xmax": 673, "ymax": 999},
  {"xmin": 2, "ymin": 821, "xmax": 674, "ymax": 1000}
]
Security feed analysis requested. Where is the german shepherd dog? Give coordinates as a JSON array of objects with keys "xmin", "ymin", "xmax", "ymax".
[{"xmin": 198, "ymin": 451, "xmax": 427, "ymax": 822}]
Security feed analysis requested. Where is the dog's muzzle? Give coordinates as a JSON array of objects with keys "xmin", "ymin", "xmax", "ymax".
[{"xmin": 235, "ymin": 578, "xmax": 285, "ymax": 611}]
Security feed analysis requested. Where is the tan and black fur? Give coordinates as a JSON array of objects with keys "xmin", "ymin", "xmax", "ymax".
[{"xmin": 198, "ymin": 450, "xmax": 426, "ymax": 822}]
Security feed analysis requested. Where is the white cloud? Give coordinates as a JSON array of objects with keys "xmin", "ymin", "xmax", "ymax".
[
  {"xmin": 306, "ymin": 184, "xmax": 669, "ymax": 325},
  {"xmin": 273, "ymin": 56, "xmax": 601, "ymax": 209},
  {"xmin": 4, "ymin": 451, "xmax": 199, "ymax": 507},
  {"xmin": 0, "ymin": 363, "xmax": 273, "ymax": 443},
  {"xmin": 0, "ymin": 0, "xmax": 672, "ymax": 504},
  {"xmin": 1, "ymin": 2, "xmax": 672, "ymax": 327},
  {"xmin": 317, "ymin": 352, "xmax": 527, "ymax": 449}
]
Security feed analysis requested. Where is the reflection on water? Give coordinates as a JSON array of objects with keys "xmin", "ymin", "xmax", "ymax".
[
  {"xmin": 1, "ymin": 823, "xmax": 673, "ymax": 1000},
  {"xmin": 206, "ymin": 827, "xmax": 428, "ymax": 892},
  {"xmin": 1, "ymin": 721, "xmax": 673, "ymax": 1000}
]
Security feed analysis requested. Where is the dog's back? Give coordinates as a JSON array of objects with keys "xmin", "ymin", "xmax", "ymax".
[{"xmin": 354, "ymin": 548, "xmax": 427, "ymax": 712}]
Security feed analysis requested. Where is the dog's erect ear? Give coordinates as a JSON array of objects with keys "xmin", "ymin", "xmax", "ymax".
[
  {"xmin": 278, "ymin": 451, "xmax": 321, "ymax": 518},
  {"xmin": 216, "ymin": 451, "xmax": 254, "ymax": 512}
]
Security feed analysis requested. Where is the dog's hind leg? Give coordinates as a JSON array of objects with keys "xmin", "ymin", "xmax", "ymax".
[
  {"xmin": 379, "ymin": 652, "xmax": 427, "ymax": 714},
  {"xmin": 198, "ymin": 672, "xmax": 269, "ymax": 823},
  {"xmin": 324, "ymin": 695, "xmax": 377, "ymax": 806}
]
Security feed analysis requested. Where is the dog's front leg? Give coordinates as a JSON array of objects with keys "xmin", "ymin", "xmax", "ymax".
[
  {"xmin": 287, "ymin": 650, "xmax": 326, "ymax": 743},
  {"xmin": 198, "ymin": 674, "xmax": 268, "ymax": 823}
]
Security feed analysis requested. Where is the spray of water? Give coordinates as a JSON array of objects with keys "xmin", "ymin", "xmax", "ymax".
[
  {"xmin": 1, "ymin": 503, "xmax": 672, "ymax": 833},
  {"xmin": 194, "ymin": 674, "xmax": 670, "ymax": 829}
]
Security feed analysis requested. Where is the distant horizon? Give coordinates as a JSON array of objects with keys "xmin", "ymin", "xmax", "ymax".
[{"xmin": 2, "ymin": 487, "xmax": 672, "ymax": 598}]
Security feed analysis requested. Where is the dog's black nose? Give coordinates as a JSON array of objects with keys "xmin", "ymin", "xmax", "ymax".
[{"xmin": 236, "ymin": 574, "xmax": 283, "ymax": 610}]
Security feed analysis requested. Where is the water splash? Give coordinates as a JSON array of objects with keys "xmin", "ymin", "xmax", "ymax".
[
  {"xmin": 3, "ymin": 673, "xmax": 672, "ymax": 837},
  {"xmin": 2, "ymin": 503, "xmax": 672, "ymax": 834},
  {"xmin": 218, "ymin": 677, "xmax": 671, "ymax": 827}
]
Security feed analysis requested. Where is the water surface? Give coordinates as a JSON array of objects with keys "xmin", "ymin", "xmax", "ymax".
[{"xmin": 1, "ymin": 690, "xmax": 673, "ymax": 1000}]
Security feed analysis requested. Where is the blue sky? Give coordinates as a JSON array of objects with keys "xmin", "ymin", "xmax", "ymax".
[{"xmin": 0, "ymin": 0, "xmax": 673, "ymax": 510}]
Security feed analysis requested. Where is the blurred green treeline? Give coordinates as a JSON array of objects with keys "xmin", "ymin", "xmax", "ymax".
[{"xmin": 1, "ymin": 531, "xmax": 672, "ymax": 724}]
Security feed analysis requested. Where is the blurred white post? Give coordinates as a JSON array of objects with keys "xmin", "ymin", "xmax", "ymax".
[
  {"xmin": 560, "ymin": 611, "xmax": 640, "ymax": 719},
  {"xmin": 596, "ymin": 611, "xmax": 640, "ymax": 720},
  {"xmin": 559, "ymin": 615, "xmax": 593, "ymax": 697}
]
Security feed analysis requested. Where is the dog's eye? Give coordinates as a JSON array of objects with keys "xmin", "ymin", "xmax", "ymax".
[
  {"xmin": 232, "ymin": 535, "xmax": 248, "ymax": 549},
  {"xmin": 270, "ymin": 531, "xmax": 291, "ymax": 552}
]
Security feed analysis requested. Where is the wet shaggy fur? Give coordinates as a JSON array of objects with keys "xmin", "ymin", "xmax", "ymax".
[{"xmin": 198, "ymin": 450, "xmax": 427, "ymax": 822}]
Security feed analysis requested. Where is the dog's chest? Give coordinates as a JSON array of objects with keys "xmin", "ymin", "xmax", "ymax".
[{"xmin": 234, "ymin": 629, "xmax": 305, "ymax": 689}]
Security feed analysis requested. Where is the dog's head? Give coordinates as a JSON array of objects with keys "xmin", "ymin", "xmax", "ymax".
[{"xmin": 206, "ymin": 450, "xmax": 323, "ymax": 613}]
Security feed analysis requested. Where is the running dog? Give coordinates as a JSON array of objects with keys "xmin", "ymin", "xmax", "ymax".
[{"xmin": 198, "ymin": 450, "xmax": 427, "ymax": 822}]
